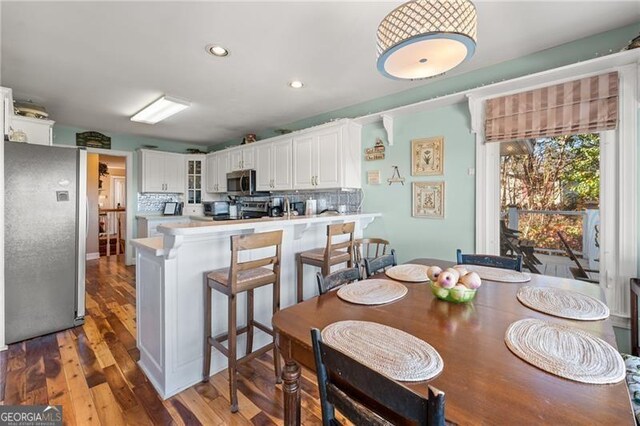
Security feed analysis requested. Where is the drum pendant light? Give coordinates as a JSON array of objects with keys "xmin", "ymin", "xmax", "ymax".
[{"xmin": 376, "ymin": 0, "xmax": 477, "ymax": 80}]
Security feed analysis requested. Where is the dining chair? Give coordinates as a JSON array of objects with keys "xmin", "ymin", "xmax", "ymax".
[
  {"xmin": 354, "ymin": 238, "xmax": 390, "ymax": 275},
  {"xmin": 316, "ymin": 267, "xmax": 361, "ymax": 295},
  {"xmin": 456, "ymin": 249, "xmax": 523, "ymax": 272},
  {"xmin": 364, "ymin": 249, "xmax": 397, "ymax": 278},
  {"xmin": 557, "ymin": 231, "xmax": 599, "ymax": 284},
  {"xmin": 296, "ymin": 222, "xmax": 356, "ymax": 302},
  {"xmin": 622, "ymin": 278, "xmax": 640, "ymax": 424},
  {"xmin": 311, "ymin": 328, "xmax": 446, "ymax": 426}
]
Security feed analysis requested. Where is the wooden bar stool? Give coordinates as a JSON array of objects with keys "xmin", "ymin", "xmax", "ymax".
[
  {"xmin": 203, "ymin": 230, "xmax": 283, "ymax": 413},
  {"xmin": 296, "ymin": 222, "xmax": 355, "ymax": 302}
]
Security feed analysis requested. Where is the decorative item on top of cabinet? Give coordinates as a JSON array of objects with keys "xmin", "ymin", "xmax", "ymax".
[
  {"xmin": 241, "ymin": 133, "xmax": 257, "ymax": 144},
  {"xmin": 365, "ymin": 138, "xmax": 385, "ymax": 161},
  {"xmin": 411, "ymin": 136, "xmax": 443, "ymax": 176},
  {"xmin": 412, "ymin": 181, "xmax": 444, "ymax": 219},
  {"xmin": 77, "ymin": 131, "xmax": 111, "ymax": 149},
  {"xmin": 387, "ymin": 165, "xmax": 405, "ymax": 185}
]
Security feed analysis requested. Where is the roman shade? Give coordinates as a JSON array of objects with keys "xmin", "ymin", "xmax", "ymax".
[{"xmin": 484, "ymin": 72, "xmax": 619, "ymax": 142}]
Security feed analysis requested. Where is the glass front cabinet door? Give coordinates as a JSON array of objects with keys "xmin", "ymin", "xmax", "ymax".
[{"xmin": 186, "ymin": 157, "xmax": 203, "ymax": 205}]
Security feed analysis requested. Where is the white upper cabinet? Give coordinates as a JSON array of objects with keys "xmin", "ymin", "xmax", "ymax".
[
  {"xmin": 315, "ymin": 128, "xmax": 341, "ymax": 189},
  {"xmin": 256, "ymin": 138, "xmax": 293, "ymax": 191},
  {"xmin": 205, "ymin": 151, "xmax": 230, "ymax": 193},
  {"xmin": 138, "ymin": 150, "xmax": 185, "ymax": 193},
  {"xmin": 241, "ymin": 145, "xmax": 255, "ymax": 170},
  {"xmin": 216, "ymin": 151, "xmax": 230, "ymax": 192},
  {"xmin": 272, "ymin": 138, "xmax": 293, "ymax": 190},
  {"xmin": 229, "ymin": 145, "xmax": 255, "ymax": 171},
  {"xmin": 255, "ymin": 143, "xmax": 273, "ymax": 191},
  {"xmin": 292, "ymin": 134, "xmax": 315, "ymax": 189},
  {"xmin": 11, "ymin": 115, "xmax": 54, "ymax": 146},
  {"xmin": 205, "ymin": 153, "xmax": 217, "ymax": 193},
  {"xmin": 208, "ymin": 119, "xmax": 361, "ymax": 194},
  {"xmin": 1, "ymin": 87, "xmax": 13, "ymax": 138}
]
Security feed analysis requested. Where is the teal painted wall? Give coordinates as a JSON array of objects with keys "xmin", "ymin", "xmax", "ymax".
[{"xmin": 361, "ymin": 103, "xmax": 475, "ymax": 264}]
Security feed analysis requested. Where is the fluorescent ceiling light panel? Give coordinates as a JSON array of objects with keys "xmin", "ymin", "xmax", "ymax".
[{"xmin": 131, "ymin": 96, "xmax": 190, "ymax": 124}]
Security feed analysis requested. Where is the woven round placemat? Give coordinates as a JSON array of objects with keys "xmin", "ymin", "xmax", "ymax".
[
  {"xmin": 505, "ymin": 318, "xmax": 624, "ymax": 384},
  {"xmin": 337, "ymin": 279, "xmax": 408, "ymax": 305},
  {"xmin": 322, "ymin": 320, "xmax": 443, "ymax": 382},
  {"xmin": 459, "ymin": 264, "xmax": 531, "ymax": 283},
  {"xmin": 517, "ymin": 286, "xmax": 609, "ymax": 321},
  {"xmin": 385, "ymin": 264, "xmax": 429, "ymax": 282}
]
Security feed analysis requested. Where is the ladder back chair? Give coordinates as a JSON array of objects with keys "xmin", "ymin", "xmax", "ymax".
[
  {"xmin": 456, "ymin": 249, "xmax": 523, "ymax": 272},
  {"xmin": 203, "ymin": 230, "xmax": 283, "ymax": 412},
  {"xmin": 296, "ymin": 222, "xmax": 356, "ymax": 302},
  {"xmin": 364, "ymin": 249, "xmax": 398, "ymax": 278},
  {"xmin": 354, "ymin": 238, "xmax": 390, "ymax": 275},
  {"xmin": 311, "ymin": 328, "xmax": 446, "ymax": 426},
  {"xmin": 316, "ymin": 267, "xmax": 361, "ymax": 295}
]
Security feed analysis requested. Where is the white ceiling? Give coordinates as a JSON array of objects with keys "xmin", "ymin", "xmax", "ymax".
[{"xmin": 2, "ymin": 1, "xmax": 638, "ymax": 146}]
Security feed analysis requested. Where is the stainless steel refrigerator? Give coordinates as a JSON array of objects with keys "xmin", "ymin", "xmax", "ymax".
[{"xmin": 5, "ymin": 142, "xmax": 86, "ymax": 344}]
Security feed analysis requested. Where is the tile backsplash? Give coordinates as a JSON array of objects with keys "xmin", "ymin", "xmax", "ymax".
[
  {"xmin": 239, "ymin": 189, "xmax": 363, "ymax": 213},
  {"xmin": 137, "ymin": 193, "xmax": 182, "ymax": 213}
]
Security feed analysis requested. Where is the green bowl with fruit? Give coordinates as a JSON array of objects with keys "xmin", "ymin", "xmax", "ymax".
[{"xmin": 430, "ymin": 280, "xmax": 477, "ymax": 303}]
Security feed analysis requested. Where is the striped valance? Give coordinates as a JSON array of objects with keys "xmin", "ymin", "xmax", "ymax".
[{"xmin": 484, "ymin": 72, "xmax": 618, "ymax": 143}]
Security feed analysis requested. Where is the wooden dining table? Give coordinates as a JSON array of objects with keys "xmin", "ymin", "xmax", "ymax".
[{"xmin": 272, "ymin": 258, "xmax": 634, "ymax": 425}]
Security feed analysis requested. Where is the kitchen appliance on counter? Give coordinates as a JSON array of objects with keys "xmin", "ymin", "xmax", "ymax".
[
  {"xmin": 5, "ymin": 142, "xmax": 87, "ymax": 344},
  {"xmin": 226, "ymin": 169, "xmax": 261, "ymax": 196},
  {"xmin": 268, "ymin": 197, "xmax": 283, "ymax": 217},
  {"xmin": 240, "ymin": 200, "xmax": 269, "ymax": 219},
  {"xmin": 291, "ymin": 202, "xmax": 305, "ymax": 216},
  {"xmin": 203, "ymin": 201, "xmax": 232, "ymax": 220}
]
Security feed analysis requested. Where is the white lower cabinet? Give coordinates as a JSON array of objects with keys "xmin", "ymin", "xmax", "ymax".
[{"xmin": 138, "ymin": 149, "xmax": 185, "ymax": 193}]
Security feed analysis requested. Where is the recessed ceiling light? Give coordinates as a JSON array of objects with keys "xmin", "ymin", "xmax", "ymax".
[
  {"xmin": 206, "ymin": 44, "xmax": 229, "ymax": 57},
  {"xmin": 131, "ymin": 96, "xmax": 190, "ymax": 124},
  {"xmin": 289, "ymin": 80, "xmax": 304, "ymax": 89}
]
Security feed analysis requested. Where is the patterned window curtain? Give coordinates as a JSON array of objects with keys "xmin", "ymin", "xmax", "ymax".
[{"xmin": 484, "ymin": 72, "xmax": 618, "ymax": 142}]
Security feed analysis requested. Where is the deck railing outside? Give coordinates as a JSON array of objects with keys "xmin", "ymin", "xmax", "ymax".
[{"xmin": 506, "ymin": 207, "xmax": 600, "ymax": 268}]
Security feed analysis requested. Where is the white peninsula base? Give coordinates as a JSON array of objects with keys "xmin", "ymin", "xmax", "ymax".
[{"xmin": 131, "ymin": 213, "xmax": 380, "ymax": 399}]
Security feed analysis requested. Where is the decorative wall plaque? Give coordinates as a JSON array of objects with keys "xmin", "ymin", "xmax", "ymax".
[
  {"xmin": 76, "ymin": 131, "xmax": 111, "ymax": 149},
  {"xmin": 365, "ymin": 138, "xmax": 386, "ymax": 161},
  {"xmin": 412, "ymin": 181, "xmax": 444, "ymax": 218},
  {"xmin": 411, "ymin": 136, "xmax": 443, "ymax": 176},
  {"xmin": 367, "ymin": 170, "xmax": 381, "ymax": 185}
]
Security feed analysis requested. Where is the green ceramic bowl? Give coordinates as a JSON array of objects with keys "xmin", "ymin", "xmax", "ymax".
[{"xmin": 430, "ymin": 281, "xmax": 476, "ymax": 303}]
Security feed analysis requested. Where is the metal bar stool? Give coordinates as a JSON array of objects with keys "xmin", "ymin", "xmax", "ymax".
[
  {"xmin": 203, "ymin": 230, "xmax": 283, "ymax": 413},
  {"xmin": 296, "ymin": 222, "xmax": 355, "ymax": 302}
]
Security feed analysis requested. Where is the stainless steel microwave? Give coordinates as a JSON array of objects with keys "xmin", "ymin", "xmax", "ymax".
[{"xmin": 226, "ymin": 169, "xmax": 258, "ymax": 196}]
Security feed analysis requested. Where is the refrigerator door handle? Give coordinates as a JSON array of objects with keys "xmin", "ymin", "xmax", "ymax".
[{"xmin": 76, "ymin": 149, "xmax": 87, "ymax": 320}]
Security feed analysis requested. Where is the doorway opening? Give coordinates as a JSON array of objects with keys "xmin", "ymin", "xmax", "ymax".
[
  {"xmin": 499, "ymin": 133, "xmax": 600, "ymax": 281},
  {"xmin": 86, "ymin": 153, "xmax": 127, "ymax": 261}
]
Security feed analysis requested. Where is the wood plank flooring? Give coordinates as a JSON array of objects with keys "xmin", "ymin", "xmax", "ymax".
[{"xmin": 0, "ymin": 255, "xmax": 327, "ymax": 425}]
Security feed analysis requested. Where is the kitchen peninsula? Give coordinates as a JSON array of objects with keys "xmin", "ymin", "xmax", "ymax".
[{"xmin": 131, "ymin": 212, "xmax": 380, "ymax": 399}]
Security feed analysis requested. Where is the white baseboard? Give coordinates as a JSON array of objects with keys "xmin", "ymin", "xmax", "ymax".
[{"xmin": 86, "ymin": 252, "xmax": 100, "ymax": 261}]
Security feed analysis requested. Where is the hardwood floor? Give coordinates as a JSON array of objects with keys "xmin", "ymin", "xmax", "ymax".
[{"xmin": 0, "ymin": 255, "xmax": 328, "ymax": 425}]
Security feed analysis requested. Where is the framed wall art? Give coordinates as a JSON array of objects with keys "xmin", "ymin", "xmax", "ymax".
[
  {"xmin": 411, "ymin": 136, "xmax": 443, "ymax": 176},
  {"xmin": 412, "ymin": 181, "xmax": 444, "ymax": 219}
]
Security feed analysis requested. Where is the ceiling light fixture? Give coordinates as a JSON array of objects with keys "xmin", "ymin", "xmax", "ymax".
[
  {"xmin": 131, "ymin": 96, "xmax": 190, "ymax": 124},
  {"xmin": 289, "ymin": 80, "xmax": 304, "ymax": 89},
  {"xmin": 376, "ymin": 0, "xmax": 477, "ymax": 80},
  {"xmin": 206, "ymin": 44, "xmax": 229, "ymax": 57}
]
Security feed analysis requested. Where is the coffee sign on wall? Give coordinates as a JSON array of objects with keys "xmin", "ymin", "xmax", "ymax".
[{"xmin": 76, "ymin": 131, "xmax": 111, "ymax": 149}]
